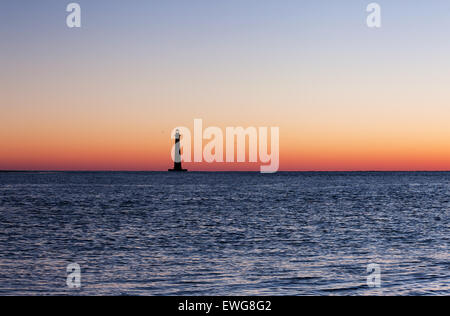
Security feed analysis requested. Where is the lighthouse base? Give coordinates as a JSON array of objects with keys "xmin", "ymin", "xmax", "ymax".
[{"xmin": 169, "ymin": 162, "xmax": 187, "ymax": 172}]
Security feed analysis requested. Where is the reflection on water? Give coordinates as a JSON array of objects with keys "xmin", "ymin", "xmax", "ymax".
[{"xmin": 0, "ymin": 172, "xmax": 448, "ymax": 295}]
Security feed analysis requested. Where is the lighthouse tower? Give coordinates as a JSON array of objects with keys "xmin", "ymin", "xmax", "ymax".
[{"xmin": 169, "ymin": 129, "xmax": 187, "ymax": 172}]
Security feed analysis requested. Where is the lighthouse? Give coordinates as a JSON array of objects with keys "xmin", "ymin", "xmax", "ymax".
[{"xmin": 169, "ymin": 129, "xmax": 187, "ymax": 172}]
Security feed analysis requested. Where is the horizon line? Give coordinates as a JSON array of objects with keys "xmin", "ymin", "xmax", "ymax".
[{"xmin": 1, "ymin": 170, "xmax": 450, "ymax": 173}]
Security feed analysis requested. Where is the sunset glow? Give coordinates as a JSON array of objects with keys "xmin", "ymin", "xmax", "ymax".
[{"xmin": 1, "ymin": 1, "xmax": 450, "ymax": 171}]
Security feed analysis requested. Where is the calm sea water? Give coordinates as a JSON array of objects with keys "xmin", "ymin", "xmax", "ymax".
[{"xmin": 0, "ymin": 172, "xmax": 448, "ymax": 296}]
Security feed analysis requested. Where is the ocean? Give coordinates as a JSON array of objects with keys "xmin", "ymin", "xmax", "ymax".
[{"xmin": 0, "ymin": 171, "xmax": 448, "ymax": 295}]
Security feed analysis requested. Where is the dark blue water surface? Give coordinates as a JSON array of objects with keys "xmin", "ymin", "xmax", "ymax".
[{"xmin": 0, "ymin": 172, "xmax": 448, "ymax": 295}]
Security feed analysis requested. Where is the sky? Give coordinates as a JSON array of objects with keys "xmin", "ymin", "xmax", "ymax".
[{"xmin": 1, "ymin": 0, "xmax": 450, "ymax": 171}]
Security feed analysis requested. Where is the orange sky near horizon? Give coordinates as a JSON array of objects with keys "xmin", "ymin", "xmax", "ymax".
[{"xmin": 2, "ymin": 117, "xmax": 450, "ymax": 171}]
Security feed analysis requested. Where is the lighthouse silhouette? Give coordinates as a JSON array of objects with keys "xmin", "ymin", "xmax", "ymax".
[{"xmin": 169, "ymin": 129, "xmax": 187, "ymax": 172}]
